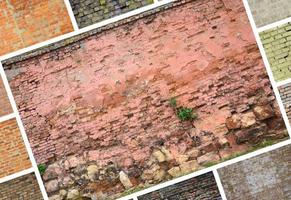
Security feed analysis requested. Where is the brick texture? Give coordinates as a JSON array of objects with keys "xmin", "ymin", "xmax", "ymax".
[
  {"xmin": 248, "ymin": 0, "xmax": 291, "ymax": 27},
  {"xmin": 278, "ymin": 82, "xmax": 291, "ymax": 122},
  {"xmin": 2, "ymin": 0, "xmax": 288, "ymax": 199},
  {"xmin": 0, "ymin": 118, "xmax": 31, "ymax": 178},
  {"xmin": 138, "ymin": 172, "xmax": 221, "ymax": 200},
  {"xmin": 260, "ymin": 22, "xmax": 291, "ymax": 81},
  {"xmin": 0, "ymin": 77, "xmax": 12, "ymax": 117},
  {"xmin": 0, "ymin": 173, "xmax": 43, "ymax": 200},
  {"xmin": 69, "ymin": 0, "xmax": 154, "ymax": 28},
  {"xmin": 0, "ymin": 0, "xmax": 73, "ymax": 56},
  {"xmin": 218, "ymin": 144, "xmax": 291, "ymax": 200}
]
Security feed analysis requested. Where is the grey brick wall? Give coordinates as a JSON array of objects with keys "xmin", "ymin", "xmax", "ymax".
[
  {"xmin": 218, "ymin": 144, "xmax": 291, "ymax": 200},
  {"xmin": 138, "ymin": 172, "xmax": 222, "ymax": 200},
  {"xmin": 248, "ymin": 0, "xmax": 291, "ymax": 27},
  {"xmin": 279, "ymin": 82, "xmax": 291, "ymax": 122},
  {"xmin": 69, "ymin": 0, "xmax": 154, "ymax": 28}
]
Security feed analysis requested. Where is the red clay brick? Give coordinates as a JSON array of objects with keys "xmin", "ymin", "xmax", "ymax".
[{"xmin": 0, "ymin": 77, "xmax": 12, "ymax": 117}]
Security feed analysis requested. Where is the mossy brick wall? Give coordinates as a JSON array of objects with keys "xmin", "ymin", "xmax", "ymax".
[
  {"xmin": 0, "ymin": 118, "xmax": 31, "ymax": 178},
  {"xmin": 260, "ymin": 23, "xmax": 291, "ymax": 82},
  {"xmin": 248, "ymin": 0, "xmax": 291, "ymax": 27},
  {"xmin": 138, "ymin": 172, "xmax": 221, "ymax": 200},
  {"xmin": 218, "ymin": 144, "xmax": 291, "ymax": 200},
  {"xmin": 278, "ymin": 82, "xmax": 291, "ymax": 122},
  {"xmin": 0, "ymin": 0, "xmax": 73, "ymax": 56},
  {"xmin": 0, "ymin": 77, "xmax": 12, "ymax": 117},
  {"xmin": 2, "ymin": 0, "xmax": 288, "ymax": 199},
  {"xmin": 69, "ymin": 0, "xmax": 154, "ymax": 28},
  {"xmin": 0, "ymin": 173, "xmax": 43, "ymax": 200}
]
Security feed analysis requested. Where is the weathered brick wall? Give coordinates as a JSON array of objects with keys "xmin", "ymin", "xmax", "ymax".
[
  {"xmin": 0, "ymin": 173, "xmax": 43, "ymax": 200},
  {"xmin": 248, "ymin": 0, "xmax": 291, "ymax": 27},
  {"xmin": 69, "ymin": 0, "xmax": 154, "ymax": 28},
  {"xmin": 260, "ymin": 22, "xmax": 291, "ymax": 81},
  {"xmin": 138, "ymin": 172, "xmax": 221, "ymax": 200},
  {"xmin": 0, "ymin": 0, "xmax": 73, "ymax": 56},
  {"xmin": 278, "ymin": 83, "xmax": 291, "ymax": 122},
  {"xmin": 0, "ymin": 77, "xmax": 12, "ymax": 117},
  {"xmin": 0, "ymin": 119, "xmax": 31, "ymax": 178},
  {"xmin": 2, "ymin": 0, "xmax": 288, "ymax": 199},
  {"xmin": 218, "ymin": 144, "xmax": 291, "ymax": 200}
]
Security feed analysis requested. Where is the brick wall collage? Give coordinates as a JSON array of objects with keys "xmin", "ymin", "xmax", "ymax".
[{"xmin": 0, "ymin": 0, "xmax": 290, "ymax": 200}]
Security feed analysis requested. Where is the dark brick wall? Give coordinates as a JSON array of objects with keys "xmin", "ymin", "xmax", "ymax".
[
  {"xmin": 0, "ymin": 173, "xmax": 43, "ymax": 200},
  {"xmin": 138, "ymin": 172, "xmax": 221, "ymax": 200},
  {"xmin": 69, "ymin": 0, "xmax": 154, "ymax": 28},
  {"xmin": 218, "ymin": 144, "xmax": 291, "ymax": 200}
]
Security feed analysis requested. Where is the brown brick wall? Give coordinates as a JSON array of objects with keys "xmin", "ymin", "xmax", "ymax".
[
  {"xmin": 0, "ymin": 77, "xmax": 12, "ymax": 117},
  {"xmin": 0, "ymin": 0, "xmax": 73, "ymax": 56},
  {"xmin": 2, "ymin": 0, "xmax": 288, "ymax": 199},
  {"xmin": 218, "ymin": 144, "xmax": 291, "ymax": 200},
  {"xmin": 0, "ymin": 173, "xmax": 43, "ymax": 200},
  {"xmin": 0, "ymin": 118, "xmax": 31, "ymax": 178}
]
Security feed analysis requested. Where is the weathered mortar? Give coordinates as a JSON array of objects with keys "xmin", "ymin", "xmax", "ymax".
[
  {"xmin": 2, "ymin": 0, "xmax": 288, "ymax": 199},
  {"xmin": 0, "ymin": 0, "xmax": 73, "ymax": 56},
  {"xmin": 0, "ymin": 173, "xmax": 43, "ymax": 200},
  {"xmin": 69, "ymin": 0, "xmax": 154, "ymax": 28},
  {"xmin": 138, "ymin": 172, "xmax": 221, "ymax": 200},
  {"xmin": 218, "ymin": 144, "xmax": 291, "ymax": 200}
]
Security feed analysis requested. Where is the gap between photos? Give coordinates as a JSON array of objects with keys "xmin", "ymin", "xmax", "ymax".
[{"xmin": 0, "ymin": 0, "xmax": 291, "ymax": 199}]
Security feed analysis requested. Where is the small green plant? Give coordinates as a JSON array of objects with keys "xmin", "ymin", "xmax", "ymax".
[
  {"xmin": 38, "ymin": 164, "xmax": 46, "ymax": 175},
  {"xmin": 177, "ymin": 107, "xmax": 197, "ymax": 121},
  {"xmin": 169, "ymin": 97, "xmax": 197, "ymax": 121}
]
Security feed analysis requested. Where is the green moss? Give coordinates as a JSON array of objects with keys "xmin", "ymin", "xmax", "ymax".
[
  {"xmin": 169, "ymin": 97, "xmax": 177, "ymax": 108},
  {"xmin": 177, "ymin": 107, "xmax": 197, "ymax": 121}
]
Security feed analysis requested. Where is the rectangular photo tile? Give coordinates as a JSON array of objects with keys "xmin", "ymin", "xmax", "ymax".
[
  {"xmin": 218, "ymin": 144, "xmax": 291, "ymax": 200},
  {"xmin": 0, "ymin": 0, "xmax": 73, "ymax": 56},
  {"xmin": 0, "ymin": 118, "xmax": 31, "ymax": 178},
  {"xmin": 69, "ymin": 0, "xmax": 154, "ymax": 28},
  {"xmin": 1, "ymin": 0, "xmax": 289, "ymax": 199},
  {"xmin": 0, "ymin": 76, "xmax": 12, "ymax": 117},
  {"xmin": 137, "ymin": 172, "xmax": 222, "ymax": 200},
  {"xmin": 248, "ymin": 0, "xmax": 291, "ymax": 27},
  {"xmin": 278, "ymin": 83, "xmax": 291, "ymax": 122},
  {"xmin": 260, "ymin": 22, "xmax": 291, "ymax": 82},
  {"xmin": 0, "ymin": 172, "xmax": 43, "ymax": 200}
]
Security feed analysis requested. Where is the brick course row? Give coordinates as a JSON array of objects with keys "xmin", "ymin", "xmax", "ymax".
[
  {"xmin": 69, "ymin": 0, "xmax": 154, "ymax": 28},
  {"xmin": 0, "ymin": 173, "xmax": 43, "ymax": 200},
  {"xmin": 0, "ymin": 0, "xmax": 73, "ymax": 56},
  {"xmin": 0, "ymin": 119, "xmax": 31, "ymax": 178},
  {"xmin": 218, "ymin": 144, "xmax": 291, "ymax": 200},
  {"xmin": 260, "ymin": 22, "xmax": 291, "ymax": 81}
]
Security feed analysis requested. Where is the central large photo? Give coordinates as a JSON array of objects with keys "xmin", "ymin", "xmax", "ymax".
[{"xmin": 2, "ymin": 0, "xmax": 289, "ymax": 199}]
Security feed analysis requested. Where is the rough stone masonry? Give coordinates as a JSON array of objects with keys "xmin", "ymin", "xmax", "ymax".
[
  {"xmin": 138, "ymin": 172, "xmax": 221, "ymax": 200},
  {"xmin": 2, "ymin": 0, "xmax": 289, "ymax": 199},
  {"xmin": 0, "ymin": 173, "xmax": 43, "ymax": 200},
  {"xmin": 218, "ymin": 144, "xmax": 291, "ymax": 200}
]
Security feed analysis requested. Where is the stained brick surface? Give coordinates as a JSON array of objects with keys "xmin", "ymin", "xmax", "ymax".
[
  {"xmin": 0, "ymin": 77, "xmax": 12, "ymax": 117},
  {"xmin": 248, "ymin": 0, "xmax": 291, "ymax": 27},
  {"xmin": 0, "ymin": 173, "xmax": 43, "ymax": 200},
  {"xmin": 69, "ymin": 0, "xmax": 154, "ymax": 28},
  {"xmin": 218, "ymin": 144, "xmax": 291, "ymax": 200},
  {"xmin": 278, "ymin": 83, "xmax": 291, "ymax": 122},
  {"xmin": 138, "ymin": 172, "xmax": 221, "ymax": 200},
  {"xmin": 2, "ymin": 0, "xmax": 288, "ymax": 199},
  {"xmin": 0, "ymin": 0, "xmax": 73, "ymax": 56},
  {"xmin": 260, "ymin": 23, "xmax": 291, "ymax": 81},
  {"xmin": 0, "ymin": 119, "xmax": 31, "ymax": 178}
]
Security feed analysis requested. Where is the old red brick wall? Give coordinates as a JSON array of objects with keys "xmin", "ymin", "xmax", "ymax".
[
  {"xmin": 0, "ymin": 118, "xmax": 31, "ymax": 178},
  {"xmin": 0, "ymin": 173, "xmax": 43, "ymax": 200},
  {"xmin": 3, "ymin": 0, "xmax": 288, "ymax": 199},
  {"xmin": 0, "ymin": 0, "xmax": 73, "ymax": 56},
  {"xmin": 0, "ymin": 77, "xmax": 12, "ymax": 117}
]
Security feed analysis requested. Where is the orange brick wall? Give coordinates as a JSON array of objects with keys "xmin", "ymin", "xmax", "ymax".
[
  {"xmin": 0, "ymin": 118, "xmax": 31, "ymax": 178},
  {"xmin": 0, "ymin": 0, "xmax": 73, "ymax": 56},
  {"xmin": 0, "ymin": 77, "xmax": 12, "ymax": 117}
]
